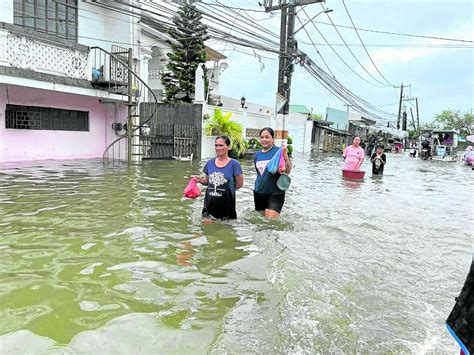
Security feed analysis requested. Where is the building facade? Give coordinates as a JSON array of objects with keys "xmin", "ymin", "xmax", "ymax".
[{"xmin": 0, "ymin": 0, "xmax": 147, "ymax": 162}]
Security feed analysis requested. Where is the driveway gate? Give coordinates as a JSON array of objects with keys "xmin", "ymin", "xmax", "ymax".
[{"xmin": 140, "ymin": 103, "xmax": 202, "ymax": 159}]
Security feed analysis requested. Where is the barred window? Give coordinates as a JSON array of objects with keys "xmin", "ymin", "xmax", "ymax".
[
  {"xmin": 13, "ymin": 0, "xmax": 78, "ymax": 41},
  {"xmin": 6, "ymin": 105, "xmax": 89, "ymax": 131}
]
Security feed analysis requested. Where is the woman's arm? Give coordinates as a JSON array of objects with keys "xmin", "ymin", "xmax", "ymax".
[
  {"xmin": 235, "ymin": 174, "xmax": 244, "ymax": 189},
  {"xmin": 283, "ymin": 146, "xmax": 292, "ymax": 174},
  {"xmin": 342, "ymin": 146, "xmax": 348, "ymax": 160}
]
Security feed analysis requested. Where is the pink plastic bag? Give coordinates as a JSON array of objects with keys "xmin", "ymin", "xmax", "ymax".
[
  {"xmin": 278, "ymin": 148, "xmax": 285, "ymax": 173},
  {"xmin": 184, "ymin": 177, "xmax": 201, "ymax": 199}
]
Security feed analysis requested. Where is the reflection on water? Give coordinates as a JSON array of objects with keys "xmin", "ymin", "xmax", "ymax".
[{"xmin": 0, "ymin": 153, "xmax": 471, "ymax": 353}]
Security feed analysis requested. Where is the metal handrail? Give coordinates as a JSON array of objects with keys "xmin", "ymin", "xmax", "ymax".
[{"xmin": 91, "ymin": 46, "xmax": 159, "ymax": 161}]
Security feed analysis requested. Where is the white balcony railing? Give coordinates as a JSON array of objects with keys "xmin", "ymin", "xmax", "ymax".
[
  {"xmin": 0, "ymin": 28, "xmax": 89, "ymax": 80},
  {"xmin": 148, "ymin": 68, "xmax": 163, "ymax": 80}
]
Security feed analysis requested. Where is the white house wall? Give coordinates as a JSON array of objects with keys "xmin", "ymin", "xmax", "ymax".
[
  {"xmin": 0, "ymin": 0, "xmax": 13, "ymax": 23},
  {"xmin": 78, "ymin": 2, "xmax": 138, "ymax": 51},
  {"xmin": 287, "ymin": 112, "xmax": 313, "ymax": 153},
  {"xmin": 348, "ymin": 112, "xmax": 362, "ymax": 121},
  {"xmin": 202, "ymin": 105, "xmax": 312, "ymax": 157}
]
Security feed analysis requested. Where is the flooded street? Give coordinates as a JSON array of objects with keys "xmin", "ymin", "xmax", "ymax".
[{"xmin": 0, "ymin": 152, "xmax": 471, "ymax": 353}]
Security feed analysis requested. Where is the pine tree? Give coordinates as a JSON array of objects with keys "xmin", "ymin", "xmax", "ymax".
[{"xmin": 160, "ymin": 1, "xmax": 209, "ymax": 103}]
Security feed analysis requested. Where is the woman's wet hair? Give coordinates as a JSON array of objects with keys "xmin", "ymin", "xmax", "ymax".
[
  {"xmin": 259, "ymin": 127, "xmax": 274, "ymax": 138},
  {"xmin": 215, "ymin": 135, "xmax": 231, "ymax": 147}
]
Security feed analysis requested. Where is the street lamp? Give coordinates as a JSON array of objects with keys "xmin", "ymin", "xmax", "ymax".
[
  {"xmin": 240, "ymin": 96, "xmax": 246, "ymax": 108},
  {"xmin": 294, "ymin": 8, "xmax": 333, "ymax": 35}
]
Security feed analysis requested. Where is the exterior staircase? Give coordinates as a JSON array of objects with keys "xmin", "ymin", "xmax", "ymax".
[{"xmin": 90, "ymin": 46, "xmax": 158, "ymax": 165}]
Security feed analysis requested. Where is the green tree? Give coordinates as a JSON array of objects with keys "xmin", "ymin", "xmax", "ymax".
[
  {"xmin": 434, "ymin": 110, "xmax": 473, "ymax": 134},
  {"xmin": 160, "ymin": 1, "xmax": 209, "ymax": 103},
  {"xmin": 310, "ymin": 113, "xmax": 323, "ymax": 121}
]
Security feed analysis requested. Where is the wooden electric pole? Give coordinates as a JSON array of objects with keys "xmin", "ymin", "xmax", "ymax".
[
  {"xmin": 410, "ymin": 107, "xmax": 416, "ymax": 130},
  {"xmin": 397, "ymin": 83, "xmax": 404, "ymax": 129},
  {"xmin": 263, "ymin": 0, "xmax": 325, "ymax": 142},
  {"xmin": 415, "ymin": 98, "xmax": 420, "ymax": 130}
]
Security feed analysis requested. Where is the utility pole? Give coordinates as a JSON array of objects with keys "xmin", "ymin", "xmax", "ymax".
[
  {"xmin": 397, "ymin": 83, "xmax": 404, "ymax": 129},
  {"xmin": 343, "ymin": 104, "xmax": 352, "ymax": 131},
  {"xmin": 277, "ymin": 6, "xmax": 288, "ymax": 120},
  {"xmin": 415, "ymin": 98, "xmax": 420, "ymax": 130},
  {"xmin": 410, "ymin": 107, "xmax": 416, "ymax": 130},
  {"xmin": 264, "ymin": 0, "xmax": 325, "ymax": 144}
]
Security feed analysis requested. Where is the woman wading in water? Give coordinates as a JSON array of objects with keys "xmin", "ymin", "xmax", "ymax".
[
  {"xmin": 196, "ymin": 135, "xmax": 243, "ymax": 221},
  {"xmin": 253, "ymin": 127, "xmax": 292, "ymax": 219}
]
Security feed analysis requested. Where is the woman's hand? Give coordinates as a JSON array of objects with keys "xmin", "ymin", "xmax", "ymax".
[
  {"xmin": 282, "ymin": 145, "xmax": 292, "ymax": 174},
  {"xmin": 193, "ymin": 175, "xmax": 208, "ymax": 185}
]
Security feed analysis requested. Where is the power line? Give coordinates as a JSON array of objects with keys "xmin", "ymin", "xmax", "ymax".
[
  {"xmin": 104, "ymin": 2, "xmax": 405, "ymax": 122},
  {"xmin": 299, "ymin": 9, "xmax": 387, "ymax": 88},
  {"xmin": 303, "ymin": 61, "xmax": 395, "ymax": 124},
  {"xmin": 302, "ymin": 57, "xmax": 390, "ymax": 117},
  {"xmin": 311, "ymin": 20, "xmax": 474, "ymax": 44},
  {"xmin": 209, "ymin": 1, "xmax": 280, "ymax": 39},
  {"xmin": 53, "ymin": 2, "xmax": 406, "ymax": 124},
  {"xmin": 199, "ymin": 1, "xmax": 267, "ymax": 13},
  {"xmin": 298, "ymin": 42, "xmax": 474, "ymax": 48},
  {"xmin": 146, "ymin": 1, "xmax": 280, "ymax": 51},
  {"xmin": 319, "ymin": 5, "xmax": 391, "ymax": 87},
  {"xmin": 295, "ymin": 15, "xmax": 335, "ymax": 78},
  {"xmin": 341, "ymin": 0, "xmax": 394, "ymax": 87}
]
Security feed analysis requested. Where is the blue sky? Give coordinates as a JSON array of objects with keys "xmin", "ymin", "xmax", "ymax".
[{"xmin": 209, "ymin": 0, "xmax": 473, "ymax": 124}]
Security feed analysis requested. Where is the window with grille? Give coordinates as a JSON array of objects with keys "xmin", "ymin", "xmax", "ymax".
[
  {"xmin": 5, "ymin": 105, "xmax": 89, "ymax": 131},
  {"xmin": 13, "ymin": 0, "xmax": 78, "ymax": 41}
]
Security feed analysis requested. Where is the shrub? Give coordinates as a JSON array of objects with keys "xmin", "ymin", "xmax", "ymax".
[
  {"xmin": 205, "ymin": 109, "xmax": 246, "ymax": 157},
  {"xmin": 287, "ymin": 136, "xmax": 293, "ymax": 156}
]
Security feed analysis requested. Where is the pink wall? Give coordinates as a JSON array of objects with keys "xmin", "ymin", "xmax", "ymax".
[{"xmin": 0, "ymin": 85, "xmax": 127, "ymax": 162}]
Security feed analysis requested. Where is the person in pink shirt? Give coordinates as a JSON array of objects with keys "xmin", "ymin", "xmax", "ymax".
[{"xmin": 342, "ymin": 136, "xmax": 365, "ymax": 171}]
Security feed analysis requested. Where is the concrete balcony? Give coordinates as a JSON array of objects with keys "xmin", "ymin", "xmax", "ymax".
[{"xmin": 0, "ymin": 23, "xmax": 90, "ymax": 81}]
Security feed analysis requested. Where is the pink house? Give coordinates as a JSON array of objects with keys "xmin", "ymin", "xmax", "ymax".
[
  {"xmin": 0, "ymin": 1, "xmax": 140, "ymax": 163},
  {"xmin": 0, "ymin": 85, "xmax": 127, "ymax": 162}
]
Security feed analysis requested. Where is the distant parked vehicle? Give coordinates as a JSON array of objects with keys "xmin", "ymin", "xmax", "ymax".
[{"xmin": 419, "ymin": 129, "xmax": 459, "ymax": 162}]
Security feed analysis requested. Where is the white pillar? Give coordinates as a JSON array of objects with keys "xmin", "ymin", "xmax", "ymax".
[
  {"xmin": 194, "ymin": 64, "xmax": 205, "ymax": 104},
  {"xmin": 140, "ymin": 54, "xmax": 151, "ymax": 101},
  {"xmin": 241, "ymin": 107, "xmax": 248, "ymax": 139}
]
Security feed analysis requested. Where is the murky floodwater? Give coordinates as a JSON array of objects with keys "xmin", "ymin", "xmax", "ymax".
[{"xmin": 0, "ymin": 152, "xmax": 471, "ymax": 354}]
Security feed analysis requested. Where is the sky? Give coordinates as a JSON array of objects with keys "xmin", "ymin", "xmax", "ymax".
[{"xmin": 205, "ymin": 0, "xmax": 473, "ymax": 125}]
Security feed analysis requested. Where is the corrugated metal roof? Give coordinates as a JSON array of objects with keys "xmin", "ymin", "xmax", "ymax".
[{"xmin": 290, "ymin": 105, "xmax": 311, "ymax": 114}]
